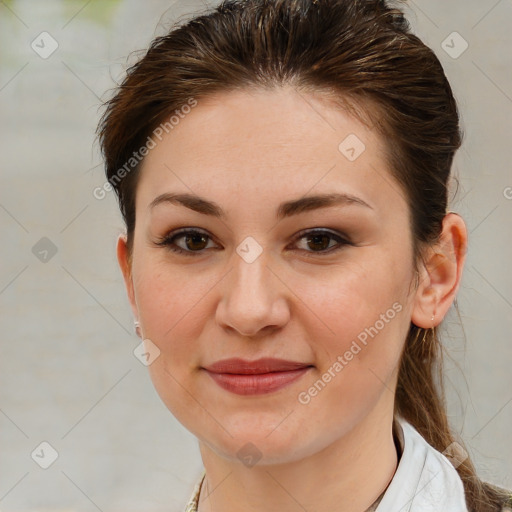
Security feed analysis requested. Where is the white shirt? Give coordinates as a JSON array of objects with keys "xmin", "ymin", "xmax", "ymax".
[{"xmin": 377, "ymin": 415, "xmax": 469, "ymax": 511}]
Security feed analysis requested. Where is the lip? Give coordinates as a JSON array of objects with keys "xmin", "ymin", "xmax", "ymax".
[
  {"xmin": 203, "ymin": 358, "xmax": 313, "ymax": 396},
  {"xmin": 204, "ymin": 357, "xmax": 312, "ymax": 374}
]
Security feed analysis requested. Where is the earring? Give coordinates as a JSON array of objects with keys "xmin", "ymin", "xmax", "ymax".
[{"xmin": 134, "ymin": 320, "xmax": 142, "ymax": 338}]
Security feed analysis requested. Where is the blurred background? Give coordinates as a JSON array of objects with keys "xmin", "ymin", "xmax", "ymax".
[{"xmin": 0, "ymin": 0, "xmax": 511, "ymax": 510}]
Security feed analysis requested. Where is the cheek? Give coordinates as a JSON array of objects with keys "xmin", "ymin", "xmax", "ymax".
[
  {"xmin": 132, "ymin": 258, "xmax": 215, "ymax": 367},
  {"xmin": 294, "ymin": 268, "xmax": 408, "ymax": 433},
  {"xmin": 133, "ymin": 261, "xmax": 213, "ymax": 424},
  {"xmin": 290, "ymin": 255, "xmax": 412, "ymax": 411},
  {"xmin": 293, "ymin": 255, "xmax": 410, "ymax": 343}
]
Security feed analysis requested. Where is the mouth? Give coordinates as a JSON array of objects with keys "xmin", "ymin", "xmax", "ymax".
[{"xmin": 202, "ymin": 357, "xmax": 313, "ymax": 396}]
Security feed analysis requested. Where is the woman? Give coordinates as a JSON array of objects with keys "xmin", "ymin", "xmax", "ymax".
[{"xmin": 97, "ymin": 0, "xmax": 512, "ymax": 510}]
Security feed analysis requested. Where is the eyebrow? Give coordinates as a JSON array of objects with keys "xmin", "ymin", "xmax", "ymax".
[{"xmin": 148, "ymin": 192, "xmax": 374, "ymax": 220}]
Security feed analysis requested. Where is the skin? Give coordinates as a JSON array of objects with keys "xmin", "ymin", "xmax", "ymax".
[{"xmin": 117, "ymin": 85, "xmax": 468, "ymax": 512}]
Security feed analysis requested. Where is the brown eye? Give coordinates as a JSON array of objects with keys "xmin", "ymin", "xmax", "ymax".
[
  {"xmin": 293, "ymin": 229, "xmax": 351, "ymax": 254},
  {"xmin": 156, "ymin": 228, "xmax": 217, "ymax": 255},
  {"xmin": 305, "ymin": 233, "xmax": 333, "ymax": 251},
  {"xmin": 182, "ymin": 232, "xmax": 209, "ymax": 251}
]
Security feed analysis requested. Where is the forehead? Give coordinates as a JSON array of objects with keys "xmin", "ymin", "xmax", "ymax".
[{"xmin": 136, "ymin": 86, "xmax": 407, "ymax": 219}]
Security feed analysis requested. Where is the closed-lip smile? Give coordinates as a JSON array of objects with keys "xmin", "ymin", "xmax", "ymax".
[{"xmin": 202, "ymin": 357, "xmax": 313, "ymax": 395}]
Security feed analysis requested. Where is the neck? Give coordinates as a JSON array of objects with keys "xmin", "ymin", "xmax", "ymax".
[{"xmin": 196, "ymin": 401, "xmax": 399, "ymax": 512}]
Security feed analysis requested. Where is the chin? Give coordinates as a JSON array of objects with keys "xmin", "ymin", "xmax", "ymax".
[
  {"xmin": 209, "ymin": 437, "xmax": 307, "ymax": 467},
  {"xmin": 195, "ymin": 417, "xmax": 322, "ymax": 467}
]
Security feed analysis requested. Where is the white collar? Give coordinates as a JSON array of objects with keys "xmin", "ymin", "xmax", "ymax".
[{"xmin": 376, "ymin": 416, "xmax": 468, "ymax": 511}]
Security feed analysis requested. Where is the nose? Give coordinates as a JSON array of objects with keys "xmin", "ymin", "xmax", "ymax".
[{"xmin": 215, "ymin": 251, "xmax": 290, "ymax": 338}]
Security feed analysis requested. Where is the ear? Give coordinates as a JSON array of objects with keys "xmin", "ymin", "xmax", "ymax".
[
  {"xmin": 411, "ymin": 213, "xmax": 468, "ymax": 328},
  {"xmin": 116, "ymin": 234, "xmax": 139, "ymax": 320}
]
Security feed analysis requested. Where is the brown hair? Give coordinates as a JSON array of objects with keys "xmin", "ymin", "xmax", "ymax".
[{"xmin": 97, "ymin": 1, "xmax": 510, "ymax": 509}]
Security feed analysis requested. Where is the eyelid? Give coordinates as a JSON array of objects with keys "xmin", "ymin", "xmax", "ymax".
[
  {"xmin": 291, "ymin": 227, "xmax": 349, "ymax": 242},
  {"xmin": 288, "ymin": 228, "xmax": 351, "ymax": 254},
  {"xmin": 155, "ymin": 227, "xmax": 219, "ymax": 249},
  {"xmin": 155, "ymin": 227, "xmax": 352, "ymax": 255}
]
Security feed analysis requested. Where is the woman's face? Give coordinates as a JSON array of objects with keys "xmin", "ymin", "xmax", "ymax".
[{"xmin": 119, "ymin": 86, "xmax": 421, "ymax": 464}]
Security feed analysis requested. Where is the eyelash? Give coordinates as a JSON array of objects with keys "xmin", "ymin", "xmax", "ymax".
[{"xmin": 154, "ymin": 228, "xmax": 353, "ymax": 257}]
